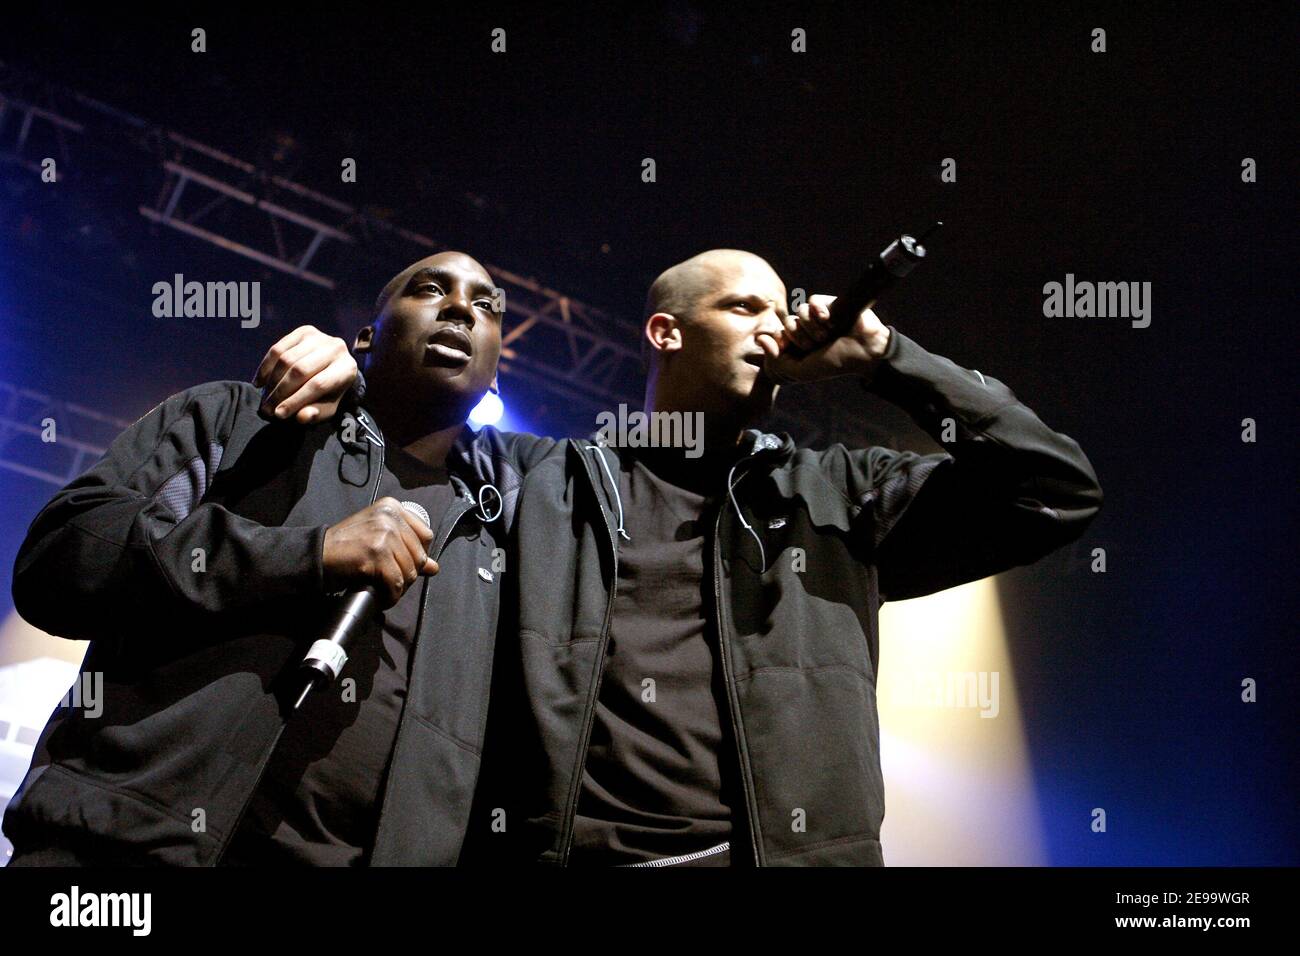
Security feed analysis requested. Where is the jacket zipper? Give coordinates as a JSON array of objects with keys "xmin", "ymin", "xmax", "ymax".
[
  {"xmin": 620, "ymin": 840, "xmax": 730, "ymax": 867},
  {"xmin": 210, "ymin": 411, "xmax": 388, "ymax": 866},
  {"xmin": 355, "ymin": 409, "xmax": 488, "ymax": 856},
  {"xmin": 712, "ymin": 459, "xmax": 764, "ymax": 867},
  {"xmin": 368, "ymin": 488, "xmax": 478, "ymax": 856},
  {"xmin": 557, "ymin": 445, "xmax": 620, "ymax": 866}
]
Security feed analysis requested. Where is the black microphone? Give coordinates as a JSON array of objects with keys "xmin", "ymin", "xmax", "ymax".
[
  {"xmin": 786, "ymin": 221, "xmax": 942, "ymax": 356},
  {"xmin": 293, "ymin": 500, "xmax": 432, "ymax": 711}
]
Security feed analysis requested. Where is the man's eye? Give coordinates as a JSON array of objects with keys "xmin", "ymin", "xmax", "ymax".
[
  {"xmin": 417, "ymin": 282, "xmax": 443, "ymax": 295},
  {"xmin": 474, "ymin": 300, "xmax": 494, "ymax": 311}
]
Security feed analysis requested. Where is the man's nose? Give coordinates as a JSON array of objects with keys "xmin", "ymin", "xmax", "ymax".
[
  {"xmin": 439, "ymin": 289, "xmax": 476, "ymax": 325},
  {"xmin": 756, "ymin": 309, "xmax": 784, "ymax": 338}
]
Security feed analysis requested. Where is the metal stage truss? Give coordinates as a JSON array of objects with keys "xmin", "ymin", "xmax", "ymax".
[{"xmin": 1, "ymin": 69, "xmax": 877, "ymax": 459}]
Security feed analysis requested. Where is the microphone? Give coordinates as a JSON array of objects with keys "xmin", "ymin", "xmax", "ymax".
[
  {"xmin": 293, "ymin": 500, "xmax": 432, "ymax": 711},
  {"xmin": 785, "ymin": 221, "xmax": 943, "ymax": 356}
]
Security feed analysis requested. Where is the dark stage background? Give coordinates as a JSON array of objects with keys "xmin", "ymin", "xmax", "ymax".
[{"xmin": 0, "ymin": 2, "xmax": 1295, "ymax": 865}]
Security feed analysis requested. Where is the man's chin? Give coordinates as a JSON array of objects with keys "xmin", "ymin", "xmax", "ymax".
[
  {"xmin": 743, "ymin": 368, "xmax": 779, "ymax": 404},
  {"xmin": 725, "ymin": 377, "xmax": 777, "ymax": 422},
  {"xmin": 412, "ymin": 370, "xmax": 485, "ymax": 417}
]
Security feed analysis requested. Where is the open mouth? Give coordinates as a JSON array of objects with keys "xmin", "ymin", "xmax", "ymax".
[
  {"xmin": 426, "ymin": 327, "xmax": 473, "ymax": 365},
  {"xmin": 742, "ymin": 352, "xmax": 766, "ymax": 368}
]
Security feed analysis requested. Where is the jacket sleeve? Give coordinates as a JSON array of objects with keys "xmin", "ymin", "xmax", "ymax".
[
  {"xmin": 11, "ymin": 380, "xmax": 327, "ymax": 641},
  {"xmin": 833, "ymin": 326, "xmax": 1103, "ymax": 602}
]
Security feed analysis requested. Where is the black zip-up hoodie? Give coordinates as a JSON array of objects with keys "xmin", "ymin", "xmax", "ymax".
[
  {"xmin": 461, "ymin": 326, "xmax": 1104, "ymax": 866},
  {"xmin": 4, "ymin": 379, "xmax": 554, "ymax": 865}
]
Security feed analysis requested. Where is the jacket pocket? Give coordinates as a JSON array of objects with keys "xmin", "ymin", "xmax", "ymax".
[{"xmin": 733, "ymin": 667, "xmax": 886, "ymax": 863}]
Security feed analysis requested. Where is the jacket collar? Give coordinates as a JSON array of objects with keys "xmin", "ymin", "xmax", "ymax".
[
  {"xmin": 577, "ymin": 425, "xmax": 796, "ymax": 511},
  {"xmin": 337, "ymin": 410, "xmax": 507, "ymax": 523},
  {"xmin": 576, "ymin": 426, "xmax": 795, "ymax": 573},
  {"xmin": 585, "ymin": 426, "xmax": 794, "ymax": 460}
]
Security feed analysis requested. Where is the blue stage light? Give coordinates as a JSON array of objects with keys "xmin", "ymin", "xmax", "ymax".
[{"xmin": 469, "ymin": 390, "xmax": 504, "ymax": 427}]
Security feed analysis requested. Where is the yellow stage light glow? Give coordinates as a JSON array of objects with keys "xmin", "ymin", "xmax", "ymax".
[{"xmin": 877, "ymin": 578, "xmax": 1047, "ymax": 865}]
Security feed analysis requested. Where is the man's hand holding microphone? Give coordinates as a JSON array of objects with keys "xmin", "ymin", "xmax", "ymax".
[
  {"xmin": 296, "ymin": 497, "xmax": 440, "ymax": 710},
  {"xmin": 322, "ymin": 497, "xmax": 439, "ymax": 608}
]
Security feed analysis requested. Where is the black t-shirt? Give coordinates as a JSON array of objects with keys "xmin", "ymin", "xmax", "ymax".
[
  {"xmin": 223, "ymin": 445, "xmax": 455, "ymax": 866},
  {"xmin": 569, "ymin": 445, "xmax": 750, "ymax": 866}
]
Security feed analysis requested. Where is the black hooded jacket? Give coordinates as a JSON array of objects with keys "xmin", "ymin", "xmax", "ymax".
[
  {"xmin": 4, "ymin": 379, "xmax": 553, "ymax": 865},
  {"xmin": 461, "ymin": 326, "xmax": 1103, "ymax": 865}
]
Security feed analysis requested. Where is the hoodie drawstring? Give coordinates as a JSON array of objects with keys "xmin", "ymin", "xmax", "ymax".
[
  {"xmin": 726, "ymin": 461, "xmax": 767, "ymax": 573},
  {"xmin": 586, "ymin": 435, "xmax": 777, "ymax": 567},
  {"xmin": 585, "ymin": 445, "xmax": 630, "ymax": 541}
]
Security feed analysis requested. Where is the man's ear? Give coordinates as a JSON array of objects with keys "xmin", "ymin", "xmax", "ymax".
[
  {"xmin": 488, "ymin": 373, "xmax": 499, "ymax": 395},
  {"xmin": 353, "ymin": 325, "xmax": 375, "ymax": 355},
  {"xmin": 645, "ymin": 313, "xmax": 682, "ymax": 356}
]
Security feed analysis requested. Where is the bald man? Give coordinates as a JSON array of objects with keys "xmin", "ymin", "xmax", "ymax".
[{"xmin": 263, "ymin": 248, "xmax": 1102, "ymax": 866}]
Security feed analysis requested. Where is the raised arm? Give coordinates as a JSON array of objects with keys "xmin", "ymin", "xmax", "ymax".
[
  {"xmin": 860, "ymin": 327, "xmax": 1101, "ymax": 601},
  {"xmin": 254, "ymin": 324, "xmax": 360, "ymax": 423},
  {"xmin": 767, "ymin": 296, "xmax": 1103, "ymax": 602}
]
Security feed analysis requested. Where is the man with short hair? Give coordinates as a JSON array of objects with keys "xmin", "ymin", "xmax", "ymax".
[{"xmin": 5, "ymin": 251, "xmax": 553, "ymax": 866}]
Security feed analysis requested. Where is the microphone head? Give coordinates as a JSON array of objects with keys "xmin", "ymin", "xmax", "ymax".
[{"xmin": 400, "ymin": 500, "xmax": 431, "ymax": 529}]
